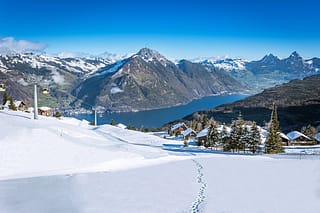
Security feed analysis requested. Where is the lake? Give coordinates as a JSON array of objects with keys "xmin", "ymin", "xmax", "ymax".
[{"xmin": 72, "ymin": 94, "xmax": 247, "ymax": 128}]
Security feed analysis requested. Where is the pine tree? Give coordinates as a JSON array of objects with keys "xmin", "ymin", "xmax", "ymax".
[
  {"xmin": 248, "ymin": 122, "xmax": 261, "ymax": 154},
  {"xmin": 110, "ymin": 119, "xmax": 115, "ymax": 126},
  {"xmin": 201, "ymin": 114, "xmax": 209, "ymax": 129},
  {"xmin": 219, "ymin": 124, "xmax": 228, "ymax": 150},
  {"xmin": 8, "ymin": 97, "xmax": 17, "ymax": 111},
  {"xmin": 229, "ymin": 120, "xmax": 240, "ymax": 152},
  {"xmin": 208, "ymin": 122, "xmax": 219, "ymax": 149},
  {"xmin": 140, "ymin": 125, "xmax": 145, "ymax": 132},
  {"xmin": 265, "ymin": 102, "xmax": 283, "ymax": 154},
  {"xmin": 240, "ymin": 126, "xmax": 250, "ymax": 153}
]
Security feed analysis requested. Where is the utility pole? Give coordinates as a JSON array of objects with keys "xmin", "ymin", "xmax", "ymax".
[{"xmin": 34, "ymin": 84, "xmax": 38, "ymax": 120}]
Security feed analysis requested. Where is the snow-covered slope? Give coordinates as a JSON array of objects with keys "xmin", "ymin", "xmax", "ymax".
[
  {"xmin": 0, "ymin": 110, "xmax": 186, "ymax": 180},
  {"xmin": 0, "ymin": 53, "xmax": 111, "ymax": 74},
  {"xmin": 1, "ymin": 110, "xmax": 320, "ymax": 213}
]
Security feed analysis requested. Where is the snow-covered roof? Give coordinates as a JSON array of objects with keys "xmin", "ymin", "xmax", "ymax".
[
  {"xmin": 287, "ymin": 131, "xmax": 311, "ymax": 141},
  {"xmin": 39, "ymin": 106, "xmax": 51, "ymax": 111},
  {"xmin": 116, "ymin": 123, "xmax": 127, "ymax": 129},
  {"xmin": 314, "ymin": 133, "xmax": 320, "ymax": 142},
  {"xmin": 279, "ymin": 132, "xmax": 290, "ymax": 141},
  {"xmin": 217, "ymin": 125, "xmax": 231, "ymax": 133},
  {"xmin": 170, "ymin": 123, "xmax": 187, "ymax": 131},
  {"xmin": 196, "ymin": 128, "xmax": 208, "ymax": 138},
  {"xmin": 4, "ymin": 100, "xmax": 25, "ymax": 108},
  {"xmin": 181, "ymin": 128, "xmax": 195, "ymax": 137}
]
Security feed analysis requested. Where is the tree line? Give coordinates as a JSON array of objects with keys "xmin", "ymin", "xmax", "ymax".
[{"xmin": 188, "ymin": 102, "xmax": 284, "ymax": 154}]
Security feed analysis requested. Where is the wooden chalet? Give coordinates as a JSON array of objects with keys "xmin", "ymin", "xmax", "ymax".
[
  {"xmin": 279, "ymin": 132, "xmax": 290, "ymax": 146},
  {"xmin": 287, "ymin": 131, "xmax": 314, "ymax": 146},
  {"xmin": 38, "ymin": 106, "xmax": 52, "ymax": 116},
  {"xmin": 170, "ymin": 123, "xmax": 188, "ymax": 136},
  {"xmin": 181, "ymin": 128, "xmax": 196, "ymax": 140}
]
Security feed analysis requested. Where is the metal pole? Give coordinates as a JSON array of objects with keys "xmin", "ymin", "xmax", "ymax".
[
  {"xmin": 34, "ymin": 84, "xmax": 38, "ymax": 120},
  {"xmin": 94, "ymin": 109, "xmax": 97, "ymax": 126}
]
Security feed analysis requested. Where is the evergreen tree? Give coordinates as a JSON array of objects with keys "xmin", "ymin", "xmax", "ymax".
[
  {"xmin": 2, "ymin": 91, "xmax": 8, "ymax": 105},
  {"xmin": 301, "ymin": 124, "xmax": 317, "ymax": 138},
  {"xmin": 265, "ymin": 102, "xmax": 283, "ymax": 154},
  {"xmin": 248, "ymin": 122, "xmax": 261, "ymax": 154},
  {"xmin": 208, "ymin": 122, "xmax": 219, "ymax": 149},
  {"xmin": 110, "ymin": 119, "xmax": 115, "ymax": 126},
  {"xmin": 8, "ymin": 97, "xmax": 17, "ymax": 111},
  {"xmin": 201, "ymin": 114, "xmax": 209, "ymax": 129},
  {"xmin": 229, "ymin": 120, "xmax": 240, "ymax": 152},
  {"xmin": 240, "ymin": 126, "xmax": 250, "ymax": 153},
  {"xmin": 219, "ymin": 124, "xmax": 229, "ymax": 150},
  {"xmin": 140, "ymin": 125, "xmax": 145, "ymax": 132}
]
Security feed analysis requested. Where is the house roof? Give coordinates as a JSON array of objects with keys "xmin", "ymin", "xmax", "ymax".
[
  {"xmin": 181, "ymin": 128, "xmax": 196, "ymax": 137},
  {"xmin": 116, "ymin": 123, "xmax": 127, "ymax": 129},
  {"xmin": 279, "ymin": 132, "xmax": 290, "ymax": 141},
  {"xmin": 170, "ymin": 123, "xmax": 187, "ymax": 131},
  {"xmin": 39, "ymin": 106, "xmax": 51, "ymax": 111},
  {"xmin": 4, "ymin": 100, "xmax": 25, "ymax": 108},
  {"xmin": 196, "ymin": 128, "xmax": 208, "ymax": 138},
  {"xmin": 287, "ymin": 131, "xmax": 311, "ymax": 141}
]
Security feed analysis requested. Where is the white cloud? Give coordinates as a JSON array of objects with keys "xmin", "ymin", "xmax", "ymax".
[
  {"xmin": 0, "ymin": 37, "xmax": 47, "ymax": 55},
  {"xmin": 51, "ymin": 69, "xmax": 65, "ymax": 85}
]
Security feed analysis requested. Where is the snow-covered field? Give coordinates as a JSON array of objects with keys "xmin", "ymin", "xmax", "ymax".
[{"xmin": 0, "ymin": 110, "xmax": 320, "ymax": 213}]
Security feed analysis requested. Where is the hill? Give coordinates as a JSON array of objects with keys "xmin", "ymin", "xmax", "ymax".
[{"xmin": 176, "ymin": 74, "xmax": 320, "ymax": 132}]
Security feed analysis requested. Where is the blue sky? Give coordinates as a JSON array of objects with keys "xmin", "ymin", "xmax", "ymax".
[{"xmin": 0, "ymin": 0, "xmax": 319, "ymax": 60}]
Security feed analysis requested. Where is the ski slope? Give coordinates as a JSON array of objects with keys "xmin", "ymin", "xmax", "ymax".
[{"xmin": 0, "ymin": 110, "xmax": 320, "ymax": 213}]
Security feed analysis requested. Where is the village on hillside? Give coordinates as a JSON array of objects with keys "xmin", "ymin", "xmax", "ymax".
[{"xmin": 1, "ymin": 82, "xmax": 320, "ymax": 155}]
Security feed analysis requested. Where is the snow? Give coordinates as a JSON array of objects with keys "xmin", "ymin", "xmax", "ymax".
[
  {"xmin": 110, "ymin": 86, "xmax": 124, "ymax": 94},
  {"xmin": 315, "ymin": 133, "xmax": 320, "ymax": 142},
  {"xmin": 93, "ymin": 60, "xmax": 125, "ymax": 77},
  {"xmin": 38, "ymin": 106, "xmax": 51, "ymax": 111},
  {"xmin": 116, "ymin": 123, "xmax": 127, "ymax": 129},
  {"xmin": 0, "ymin": 110, "xmax": 320, "ymax": 212},
  {"xmin": 196, "ymin": 127, "xmax": 208, "ymax": 138}
]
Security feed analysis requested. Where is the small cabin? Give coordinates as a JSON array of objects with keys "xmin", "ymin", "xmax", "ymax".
[
  {"xmin": 116, "ymin": 123, "xmax": 127, "ymax": 129},
  {"xmin": 279, "ymin": 132, "xmax": 290, "ymax": 146},
  {"xmin": 314, "ymin": 133, "xmax": 320, "ymax": 144},
  {"xmin": 181, "ymin": 128, "xmax": 197, "ymax": 140},
  {"xmin": 170, "ymin": 123, "xmax": 188, "ymax": 136},
  {"xmin": 38, "ymin": 106, "xmax": 52, "ymax": 116},
  {"xmin": 4, "ymin": 100, "xmax": 27, "ymax": 111},
  {"xmin": 196, "ymin": 128, "xmax": 208, "ymax": 146},
  {"xmin": 287, "ymin": 131, "xmax": 314, "ymax": 146},
  {"xmin": 14, "ymin": 101, "xmax": 27, "ymax": 111}
]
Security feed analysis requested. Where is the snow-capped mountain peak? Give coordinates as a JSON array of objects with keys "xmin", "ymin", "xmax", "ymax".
[
  {"xmin": 136, "ymin": 48, "xmax": 168, "ymax": 64},
  {"xmin": 199, "ymin": 58, "xmax": 248, "ymax": 71}
]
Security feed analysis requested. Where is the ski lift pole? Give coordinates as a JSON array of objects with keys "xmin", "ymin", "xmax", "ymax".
[
  {"xmin": 34, "ymin": 84, "xmax": 38, "ymax": 120},
  {"xmin": 94, "ymin": 108, "xmax": 97, "ymax": 126}
]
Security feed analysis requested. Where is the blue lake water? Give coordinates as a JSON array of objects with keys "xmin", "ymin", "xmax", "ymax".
[{"xmin": 72, "ymin": 94, "xmax": 247, "ymax": 128}]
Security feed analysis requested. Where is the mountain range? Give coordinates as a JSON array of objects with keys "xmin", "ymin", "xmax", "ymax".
[{"xmin": 0, "ymin": 48, "xmax": 319, "ymax": 112}]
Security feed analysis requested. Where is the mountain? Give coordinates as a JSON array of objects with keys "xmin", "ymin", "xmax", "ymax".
[
  {"xmin": 199, "ymin": 51, "xmax": 320, "ymax": 92},
  {"xmin": 175, "ymin": 74, "xmax": 320, "ymax": 132},
  {"xmin": 73, "ymin": 48, "xmax": 246, "ymax": 112},
  {"xmin": 1, "ymin": 49, "xmax": 319, "ymax": 113},
  {"xmin": 0, "ymin": 53, "xmax": 113, "ymax": 107}
]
